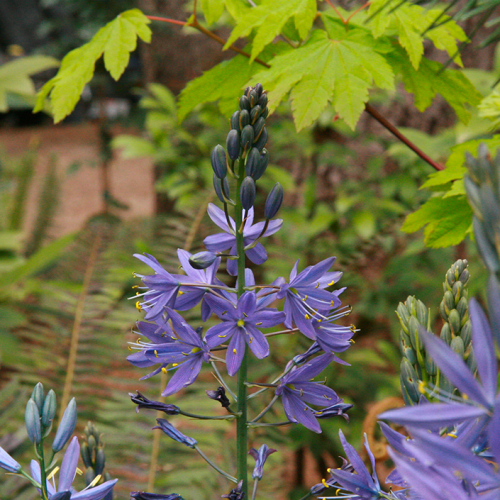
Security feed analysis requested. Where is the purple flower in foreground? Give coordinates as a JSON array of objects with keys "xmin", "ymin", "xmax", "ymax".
[
  {"xmin": 0, "ymin": 445, "xmax": 21, "ymax": 473},
  {"xmin": 133, "ymin": 254, "xmax": 180, "ymax": 321},
  {"xmin": 30, "ymin": 437, "xmax": 117, "ymax": 500},
  {"xmin": 275, "ymin": 353, "xmax": 340, "ymax": 433},
  {"xmin": 248, "ymin": 444, "xmax": 276, "ymax": 480},
  {"xmin": 203, "ymin": 203, "xmax": 282, "ymax": 276},
  {"xmin": 276, "ymin": 258, "xmax": 343, "ymax": 339},
  {"xmin": 327, "ymin": 430, "xmax": 382, "ymax": 499},
  {"xmin": 205, "ymin": 292, "xmax": 285, "ymax": 376},
  {"xmin": 154, "ymin": 419, "xmax": 197, "ymax": 448}
]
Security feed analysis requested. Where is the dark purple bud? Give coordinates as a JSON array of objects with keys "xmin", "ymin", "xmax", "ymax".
[
  {"xmin": 222, "ymin": 480, "xmax": 244, "ymax": 500},
  {"xmin": 254, "ymin": 83, "xmax": 263, "ymax": 97},
  {"xmin": 25, "ymin": 398, "xmax": 42, "ymax": 444},
  {"xmin": 230, "ymin": 110, "xmax": 240, "ymax": 131},
  {"xmin": 211, "ymin": 145, "xmax": 227, "ymax": 179},
  {"xmin": 206, "ymin": 386, "xmax": 231, "ymax": 409},
  {"xmin": 130, "ymin": 392, "xmax": 180, "ymax": 415},
  {"xmin": 254, "ymin": 149, "xmax": 269, "ymax": 181},
  {"xmin": 248, "ymin": 89, "xmax": 259, "ymax": 107},
  {"xmin": 154, "ymin": 419, "xmax": 197, "ymax": 448},
  {"xmin": 52, "ymin": 398, "xmax": 77, "ymax": 452},
  {"xmin": 81, "ymin": 442, "xmax": 92, "ymax": 468},
  {"xmin": 249, "ymin": 444, "xmax": 277, "ymax": 480},
  {"xmin": 131, "ymin": 493, "xmax": 184, "ymax": 500},
  {"xmin": 292, "ymin": 343, "xmax": 322, "ymax": 365},
  {"xmin": 258, "ymin": 92, "xmax": 267, "ymax": 108},
  {"xmin": 264, "ymin": 183, "xmax": 283, "ymax": 219},
  {"xmin": 52, "ymin": 492, "xmax": 72, "ymax": 500},
  {"xmin": 213, "ymin": 174, "xmax": 231, "ymax": 203},
  {"xmin": 250, "ymin": 105, "xmax": 261, "ymax": 124},
  {"xmin": 189, "ymin": 251, "xmax": 218, "ymax": 270},
  {"xmin": 226, "ymin": 130, "xmax": 240, "ymax": 160},
  {"xmin": 253, "ymin": 127, "xmax": 267, "ymax": 151},
  {"xmin": 261, "ymin": 107, "xmax": 269, "ymax": 119},
  {"xmin": 244, "ymin": 86, "xmax": 251, "ymax": 97},
  {"xmin": 239, "ymin": 95, "xmax": 250, "ymax": 111},
  {"xmin": 95, "ymin": 447, "xmax": 106, "ymax": 475},
  {"xmin": 240, "ymin": 176, "xmax": 256, "ymax": 210},
  {"xmin": 239, "ymin": 109, "xmax": 250, "ymax": 129},
  {"xmin": 241, "ymin": 125, "xmax": 254, "ymax": 156},
  {"xmin": 245, "ymin": 148, "xmax": 260, "ymax": 178},
  {"xmin": 313, "ymin": 401, "xmax": 353, "ymax": 421},
  {"xmin": 85, "ymin": 467, "xmax": 96, "ymax": 486},
  {"xmin": 41, "ymin": 389, "xmax": 57, "ymax": 430},
  {"xmin": 253, "ymin": 117, "xmax": 265, "ymax": 143},
  {"xmin": 31, "ymin": 383, "xmax": 45, "ymax": 412}
]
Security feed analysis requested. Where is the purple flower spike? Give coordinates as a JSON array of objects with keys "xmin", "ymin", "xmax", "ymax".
[
  {"xmin": 203, "ymin": 203, "xmax": 282, "ymax": 276},
  {"xmin": 205, "ymin": 292, "xmax": 285, "ymax": 376},
  {"xmin": 133, "ymin": 254, "xmax": 181, "ymax": 322},
  {"xmin": 30, "ymin": 437, "xmax": 117, "ymax": 500},
  {"xmin": 276, "ymin": 353, "xmax": 339, "ymax": 433},
  {"xmin": 276, "ymin": 258, "xmax": 342, "ymax": 339},
  {"xmin": 248, "ymin": 444, "xmax": 277, "ymax": 480},
  {"xmin": 154, "ymin": 419, "xmax": 197, "ymax": 448}
]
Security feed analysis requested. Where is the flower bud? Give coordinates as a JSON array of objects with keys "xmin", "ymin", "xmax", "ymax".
[
  {"xmin": 448, "ymin": 309, "xmax": 461, "ymax": 335},
  {"xmin": 52, "ymin": 398, "xmax": 77, "ymax": 452},
  {"xmin": 248, "ymin": 89, "xmax": 259, "ymax": 107},
  {"xmin": 245, "ymin": 148, "xmax": 260, "ymax": 178},
  {"xmin": 189, "ymin": 251, "xmax": 218, "ymax": 270},
  {"xmin": 254, "ymin": 83, "xmax": 263, "ymax": 96},
  {"xmin": 450, "ymin": 336, "xmax": 465, "ymax": 359},
  {"xmin": 250, "ymin": 105, "xmax": 261, "ymax": 124},
  {"xmin": 230, "ymin": 110, "xmax": 240, "ymax": 131},
  {"xmin": 460, "ymin": 320, "xmax": 471, "ymax": 347},
  {"xmin": 254, "ymin": 149, "xmax": 269, "ymax": 180},
  {"xmin": 249, "ymin": 444, "xmax": 276, "ymax": 480},
  {"xmin": 425, "ymin": 353, "xmax": 436, "ymax": 376},
  {"xmin": 211, "ymin": 145, "xmax": 227, "ymax": 179},
  {"xmin": 153, "ymin": 419, "xmax": 197, "ymax": 448},
  {"xmin": 84, "ymin": 467, "xmax": 96, "ymax": 486},
  {"xmin": 213, "ymin": 174, "xmax": 231, "ymax": 204},
  {"xmin": 95, "ymin": 448, "xmax": 106, "ymax": 475},
  {"xmin": 253, "ymin": 127, "xmax": 268, "ymax": 151},
  {"xmin": 0, "ymin": 446, "xmax": 21, "ymax": 473},
  {"xmin": 264, "ymin": 183, "xmax": 283, "ymax": 219},
  {"xmin": 240, "ymin": 176, "xmax": 256, "ymax": 210},
  {"xmin": 239, "ymin": 95, "xmax": 250, "ymax": 111},
  {"xmin": 440, "ymin": 323, "xmax": 451, "ymax": 345},
  {"xmin": 81, "ymin": 442, "xmax": 92, "ymax": 468},
  {"xmin": 226, "ymin": 130, "xmax": 240, "ymax": 160},
  {"xmin": 258, "ymin": 92, "xmax": 268, "ymax": 108},
  {"xmin": 240, "ymin": 125, "xmax": 254, "ymax": 156},
  {"xmin": 206, "ymin": 386, "xmax": 231, "ymax": 409},
  {"xmin": 456, "ymin": 296, "xmax": 468, "ymax": 319},
  {"xmin": 31, "ymin": 383, "xmax": 45, "ymax": 412},
  {"xmin": 400, "ymin": 358, "xmax": 420, "ymax": 405},
  {"xmin": 25, "ymin": 398, "xmax": 42, "ymax": 444},
  {"xmin": 239, "ymin": 109, "xmax": 250, "ymax": 129},
  {"xmin": 253, "ymin": 117, "xmax": 266, "ymax": 141},
  {"xmin": 41, "ymin": 389, "xmax": 57, "ymax": 433}
]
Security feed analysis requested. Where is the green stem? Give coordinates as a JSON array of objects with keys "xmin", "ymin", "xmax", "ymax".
[
  {"xmin": 195, "ymin": 445, "xmax": 238, "ymax": 483},
  {"xmin": 37, "ymin": 442, "xmax": 49, "ymax": 500},
  {"xmin": 235, "ymin": 155, "xmax": 249, "ymax": 497},
  {"xmin": 251, "ymin": 478, "xmax": 259, "ymax": 500}
]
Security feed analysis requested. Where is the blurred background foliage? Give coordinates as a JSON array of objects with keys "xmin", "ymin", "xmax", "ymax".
[{"xmin": 0, "ymin": 0, "xmax": 498, "ymax": 499}]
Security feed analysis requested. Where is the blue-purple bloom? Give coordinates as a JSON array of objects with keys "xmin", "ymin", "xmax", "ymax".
[
  {"xmin": 30, "ymin": 436, "xmax": 117, "ymax": 500},
  {"xmin": 276, "ymin": 258, "xmax": 343, "ymax": 339},
  {"xmin": 275, "ymin": 353, "xmax": 340, "ymax": 433},
  {"xmin": 203, "ymin": 203, "xmax": 282, "ymax": 276},
  {"xmin": 248, "ymin": 444, "xmax": 276, "ymax": 480},
  {"xmin": 0, "ymin": 445, "xmax": 21, "ymax": 473},
  {"xmin": 153, "ymin": 419, "xmax": 197, "ymax": 448},
  {"xmin": 205, "ymin": 291, "xmax": 285, "ymax": 376}
]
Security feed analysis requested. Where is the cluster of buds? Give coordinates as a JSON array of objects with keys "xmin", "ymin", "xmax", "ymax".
[
  {"xmin": 464, "ymin": 144, "xmax": 500, "ymax": 278},
  {"xmin": 25, "ymin": 382, "xmax": 77, "ymax": 452},
  {"xmin": 81, "ymin": 421, "xmax": 113, "ymax": 495}
]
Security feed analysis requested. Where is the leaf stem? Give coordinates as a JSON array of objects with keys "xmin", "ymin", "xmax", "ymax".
[
  {"xmin": 211, "ymin": 361, "xmax": 238, "ymax": 401},
  {"xmin": 146, "ymin": 15, "xmax": 186, "ymax": 26},
  {"xmin": 250, "ymin": 395, "xmax": 278, "ymax": 423},
  {"xmin": 251, "ymin": 478, "xmax": 260, "ymax": 500},
  {"xmin": 195, "ymin": 445, "xmax": 238, "ymax": 483}
]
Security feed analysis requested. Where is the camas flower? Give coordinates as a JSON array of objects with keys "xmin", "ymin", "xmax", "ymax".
[
  {"xmin": 205, "ymin": 291, "xmax": 285, "ymax": 376},
  {"xmin": 203, "ymin": 204, "xmax": 282, "ymax": 276},
  {"xmin": 30, "ymin": 436, "xmax": 117, "ymax": 500},
  {"xmin": 248, "ymin": 444, "xmax": 276, "ymax": 480},
  {"xmin": 275, "ymin": 353, "xmax": 340, "ymax": 433},
  {"xmin": 0, "ymin": 445, "xmax": 21, "ymax": 473},
  {"xmin": 276, "ymin": 257, "xmax": 343, "ymax": 339}
]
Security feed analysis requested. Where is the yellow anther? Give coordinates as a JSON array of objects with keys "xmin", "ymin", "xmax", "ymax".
[
  {"xmin": 327, "ymin": 468, "xmax": 332, "ymax": 473},
  {"xmin": 418, "ymin": 381, "xmax": 426, "ymax": 394},
  {"xmin": 136, "ymin": 301, "xmax": 142, "ymax": 311},
  {"xmin": 322, "ymin": 479, "xmax": 330, "ymax": 488},
  {"xmin": 350, "ymin": 324, "xmax": 356, "ymax": 332},
  {"xmin": 76, "ymin": 467, "xmax": 83, "ymax": 475},
  {"xmin": 233, "ymin": 349, "xmax": 237, "ymax": 354},
  {"xmin": 88, "ymin": 474, "xmax": 102, "ymax": 488},
  {"xmin": 315, "ymin": 282, "xmax": 320, "ymax": 288},
  {"xmin": 136, "ymin": 292, "xmax": 139, "ymax": 295},
  {"xmin": 349, "ymin": 339, "xmax": 355, "ymax": 343},
  {"xmin": 300, "ymin": 388, "xmax": 303, "ymax": 396},
  {"xmin": 132, "ymin": 285, "xmax": 138, "ymax": 289},
  {"xmin": 178, "ymin": 291, "xmax": 184, "ymax": 295},
  {"xmin": 218, "ymin": 334, "xmax": 227, "ymax": 338},
  {"xmin": 328, "ymin": 280, "xmax": 335, "ymax": 286},
  {"xmin": 250, "ymin": 337, "xmax": 253, "ymax": 343},
  {"xmin": 256, "ymin": 322, "xmax": 263, "ymax": 326},
  {"xmin": 331, "ymin": 300, "xmax": 334, "ymax": 307},
  {"xmin": 463, "ymin": 393, "xmax": 469, "ymax": 400},
  {"xmin": 128, "ymin": 346, "xmax": 132, "ymax": 351},
  {"xmin": 154, "ymin": 350, "xmax": 158, "ymax": 358},
  {"xmin": 47, "ymin": 466, "xmax": 60, "ymax": 481},
  {"xmin": 305, "ymin": 314, "xmax": 310, "ymax": 320},
  {"xmin": 243, "ymin": 312, "xmax": 248, "ymax": 317},
  {"xmin": 302, "ymin": 295, "xmax": 308, "ymax": 301},
  {"xmin": 317, "ymin": 319, "xmax": 322, "ymax": 322},
  {"xmin": 446, "ymin": 433, "xmax": 457, "ymax": 439},
  {"xmin": 222, "ymin": 311, "xmax": 227, "ymax": 315},
  {"xmin": 162, "ymin": 367, "xmax": 167, "ymax": 373},
  {"xmin": 336, "ymin": 488, "xmax": 341, "ymax": 495},
  {"xmin": 172, "ymin": 363, "xmax": 179, "ymax": 367},
  {"xmin": 316, "ymin": 411, "xmax": 323, "ymax": 415}
]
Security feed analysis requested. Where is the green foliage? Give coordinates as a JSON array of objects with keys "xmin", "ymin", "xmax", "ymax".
[
  {"xmin": 34, "ymin": 9, "xmax": 151, "ymax": 123},
  {"xmin": 0, "ymin": 56, "xmax": 59, "ymax": 112}
]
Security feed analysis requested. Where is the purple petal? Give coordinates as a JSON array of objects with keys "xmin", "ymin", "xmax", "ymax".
[
  {"xmin": 282, "ymin": 392, "xmax": 321, "ymax": 433},
  {"xmin": 127, "ymin": 351, "xmax": 157, "ymax": 368},
  {"xmin": 289, "ymin": 260, "xmax": 300, "ymax": 282},
  {"xmin": 59, "ymin": 436, "xmax": 79, "ymax": 492},
  {"xmin": 470, "ymin": 298, "xmax": 497, "ymax": 399},
  {"xmin": 245, "ymin": 242, "xmax": 268, "ymax": 265},
  {"xmin": 227, "ymin": 256, "xmax": 238, "ymax": 276},
  {"xmin": 177, "ymin": 249, "xmax": 206, "ymax": 282},
  {"xmin": 174, "ymin": 289, "xmax": 205, "ymax": 311},
  {"xmin": 487, "ymin": 275, "xmax": 500, "ymax": 346},
  {"xmin": 487, "ymin": 396, "xmax": 500, "ymax": 466},
  {"xmin": 252, "ymin": 309, "xmax": 285, "ymax": 328},
  {"xmin": 201, "ymin": 299, "xmax": 212, "ymax": 322},
  {"xmin": 134, "ymin": 253, "xmax": 170, "ymax": 276},
  {"xmin": 71, "ymin": 479, "xmax": 118, "ymax": 500},
  {"xmin": 338, "ymin": 429, "xmax": 374, "ymax": 488},
  {"xmin": 31, "ymin": 460, "xmax": 56, "ymax": 497},
  {"xmin": 286, "ymin": 353, "xmax": 334, "ymax": 382},
  {"xmin": 236, "ymin": 291, "xmax": 257, "ymax": 317},
  {"xmin": 204, "ymin": 232, "xmax": 235, "ymax": 252},
  {"xmin": 226, "ymin": 333, "xmax": 246, "ymax": 376},
  {"xmin": 205, "ymin": 322, "xmax": 235, "ymax": 348},
  {"xmin": 245, "ymin": 325, "xmax": 270, "ymax": 359},
  {"xmin": 162, "ymin": 356, "xmax": 203, "ymax": 397},
  {"xmin": 293, "ymin": 382, "xmax": 339, "ymax": 406},
  {"xmin": 317, "ymin": 271, "xmax": 343, "ymax": 288},
  {"xmin": 293, "ymin": 257, "xmax": 336, "ymax": 286},
  {"xmin": 244, "ymin": 218, "xmax": 282, "ymax": 239},
  {"xmin": 420, "ymin": 328, "xmax": 491, "ymax": 408},
  {"xmin": 166, "ymin": 308, "xmax": 201, "ymax": 346},
  {"xmin": 291, "ymin": 302, "xmax": 316, "ymax": 339},
  {"xmin": 207, "ymin": 203, "xmax": 234, "ymax": 232}
]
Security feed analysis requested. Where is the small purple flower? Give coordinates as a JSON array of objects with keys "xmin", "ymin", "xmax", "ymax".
[
  {"xmin": 205, "ymin": 292, "xmax": 285, "ymax": 376},
  {"xmin": 129, "ymin": 392, "xmax": 180, "ymax": 415},
  {"xmin": 133, "ymin": 254, "xmax": 181, "ymax": 322},
  {"xmin": 0, "ymin": 445, "xmax": 21, "ymax": 473},
  {"xmin": 173, "ymin": 249, "xmax": 221, "ymax": 321},
  {"xmin": 275, "ymin": 353, "xmax": 339, "ymax": 433},
  {"xmin": 203, "ymin": 203, "xmax": 282, "ymax": 275},
  {"xmin": 248, "ymin": 444, "xmax": 276, "ymax": 480},
  {"xmin": 153, "ymin": 419, "xmax": 197, "ymax": 448},
  {"xmin": 130, "ymin": 494, "xmax": 183, "ymax": 500},
  {"xmin": 276, "ymin": 258, "xmax": 342, "ymax": 339},
  {"xmin": 313, "ymin": 400, "xmax": 352, "ymax": 421},
  {"xmin": 30, "ymin": 436, "xmax": 117, "ymax": 500}
]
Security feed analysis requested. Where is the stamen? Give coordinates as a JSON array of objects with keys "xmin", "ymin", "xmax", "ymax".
[
  {"xmin": 322, "ymin": 479, "xmax": 330, "ymax": 488},
  {"xmin": 233, "ymin": 349, "xmax": 237, "ymax": 354}
]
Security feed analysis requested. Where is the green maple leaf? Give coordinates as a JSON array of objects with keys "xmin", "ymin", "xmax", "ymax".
[
  {"xmin": 224, "ymin": 0, "xmax": 316, "ymax": 61},
  {"xmin": 387, "ymin": 47, "xmax": 481, "ymax": 123},
  {"xmin": 251, "ymin": 28, "xmax": 394, "ymax": 130},
  {"xmin": 201, "ymin": 0, "xmax": 226, "ymax": 25},
  {"xmin": 34, "ymin": 9, "xmax": 151, "ymax": 123},
  {"xmin": 367, "ymin": 0, "xmax": 467, "ymax": 69}
]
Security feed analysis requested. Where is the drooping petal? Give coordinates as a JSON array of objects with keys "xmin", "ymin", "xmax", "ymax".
[
  {"xmin": 204, "ymin": 232, "xmax": 236, "ymax": 252},
  {"xmin": 245, "ymin": 242, "xmax": 268, "ymax": 265},
  {"xmin": 286, "ymin": 353, "xmax": 334, "ymax": 383},
  {"xmin": 71, "ymin": 479, "xmax": 118, "ymax": 500},
  {"xmin": 58, "ymin": 436, "xmax": 80, "ymax": 492},
  {"xmin": 134, "ymin": 253, "xmax": 170, "ymax": 276},
  {"xmin": 245, "ymin": 325, "xmax": 270, "ymax": 359},
  {"xmin": 293, "ymin": 382, "xmax": 339, "ymax": 406},
  {"xmin": 162, "ymin": 356, "xmax": 204, "ymax": 397},
  {"xmin": 207, "ymin": 203, "xmax": 234, "ymax": 232},
  {"xmin": 282, "ymin": 391, "xmax": 321, "ymax": 433},
  {"xmin": 226, "ymin": 333, "xmax": 246, "ymax": 376}
]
